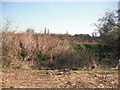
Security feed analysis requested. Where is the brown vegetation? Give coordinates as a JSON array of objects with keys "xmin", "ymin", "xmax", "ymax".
[
  {"xmin": 2, "ymin": 28, "xmax": 99, "ymax": 69},
  {"xmin": 2, "ymin": 10, "xmax": 120, "ymax": 70},
  {"xmin": 1, "ymin": 27, "xmax": 118, "ymax": 70}
]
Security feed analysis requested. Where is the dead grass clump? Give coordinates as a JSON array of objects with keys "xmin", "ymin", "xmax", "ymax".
[{"xmin": 2, "ymin": 29, "xmax": 75, "ymax": 69}]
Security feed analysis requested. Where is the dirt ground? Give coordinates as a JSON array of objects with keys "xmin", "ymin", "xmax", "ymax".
[{"xmin": 1, "ymin": 69, "xmax": 119, "ymax": 88}]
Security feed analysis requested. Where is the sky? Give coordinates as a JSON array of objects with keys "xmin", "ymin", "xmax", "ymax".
[{"xmin": 1, "ymin": 1, "xmax": 119, "ymax": 35}]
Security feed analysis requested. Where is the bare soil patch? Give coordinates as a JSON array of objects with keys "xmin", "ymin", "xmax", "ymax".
[{"xmin": 2, "ymin": 69, "xmax": 119, "ymax": 88}]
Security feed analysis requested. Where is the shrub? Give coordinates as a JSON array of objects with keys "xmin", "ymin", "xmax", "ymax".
[
  {"xmin": 1, "ymin": 18, "xmax": 117, "ymax": 69},
  {"xmin": 71, "ymin": 43, "xmax": 117, "ymax": 68}
]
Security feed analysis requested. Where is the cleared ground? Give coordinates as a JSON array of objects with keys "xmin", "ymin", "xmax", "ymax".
[{"xmin": 2, "ymin": 69, "xmax": 119, "ymax": 88}]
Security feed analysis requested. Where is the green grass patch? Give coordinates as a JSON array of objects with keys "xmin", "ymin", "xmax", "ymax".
[
  {"xmin": 72, "ymin": 67, "xmax": 91, "ymax": 71},
  {"xmin": 20, "ymin": 68, "xmax": 32, "ymax": 71},
  {"xmin": 94, "ymin": 68, "xmax": 119, "ymax": 71},
  {"xmin": 72, "ymin": 42, "xmax": 114, "ymax": 59},
  {"xmin": 2, "ymin": 65, "xmax": 119, "ymax": 71},
  {"xmin": 71, "ymin": 67, "xmax": 119, "ymax": 71},
  {"xmin": 2, "ymin": 65, "xmax": 32, "ymax": 71},
  {"xmin": 2, "ymin": 65, "xmax": 11, "ymax": 69}
]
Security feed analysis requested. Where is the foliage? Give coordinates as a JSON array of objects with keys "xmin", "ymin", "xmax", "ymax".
[
  {"xmin": 37, "ymin": 53, "xmax": 46, "ymax": 61},
  {"xmin": 72, "ymin": 67, "xmax": 91, "ymax": 71},
  {"xmin": 2, "ymin": 65, "xmax": 32, "ymax": 71},
  {"xmin": 94, "ymin": 10, "xmax": 120, "ymax": 57},
  {"xmin": 72, "ymin": 42, "xmax": 117, "ymax": 68},
  {"xmin": 1, "ymin": 17, "xmax": 118, "ymax": 70}
]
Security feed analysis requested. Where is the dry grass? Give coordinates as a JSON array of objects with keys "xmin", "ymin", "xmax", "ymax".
[
  {"xmin": 2, "ymin": 30, "xmax": 76, "ymax": 69},
  {"xmin": 1, "ymin": 28, "xmax": 117, "ymax": 69}
]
